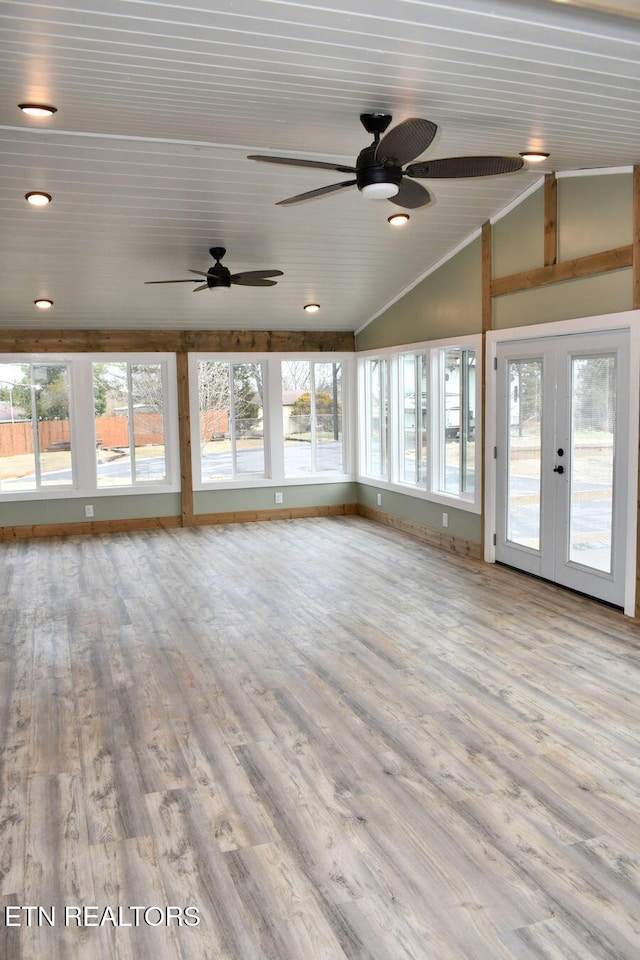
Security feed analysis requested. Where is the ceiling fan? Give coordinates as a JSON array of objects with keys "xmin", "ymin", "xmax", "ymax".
[
  {"xmin": 248, "ymin": 113, "xmax": 524, "ymax": 209},
  {"xmin": 145, "ymin": 246, "xmax": 283, "ymax": 291}
]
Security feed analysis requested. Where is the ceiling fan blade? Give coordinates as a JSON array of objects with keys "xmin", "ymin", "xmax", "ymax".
[
  {"xmin": 188, "ymin": 269, "xmax": 209, "ymax": 277},
  {"xmin": 192, "ymin": 283, "xmax": 209, "ymax": 292},
  {"xmin": 231, "ymin": 269, "xmax": 284, "ymax": 283},
  {"xmin": 144, "ymin": 279, "xmax": 199, "ymax": 284},
  {"xmin": 276, "ymin": 179, "xmax": 357, "ymax": 205},
  {"xmin": 390, "ymin": 178, "xmax": 432, "ymax": 209},
  {"xmin": 231, "ymin": 277, "xmax": 278, "ymax": 287},
  {"xmin": 248, "ymin": 155, "xmax": 356, "ymax": 174},
  {"xmin": 376, "ymin": 118, "xmax": 438, "ymax": 166},
  {"xmin": 406, "ymin": 155, "xmax": 524, "ymax": 179}
]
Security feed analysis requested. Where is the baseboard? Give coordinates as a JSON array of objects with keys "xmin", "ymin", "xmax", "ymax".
[
  {"xmin": 188, "ymin": 502, "xmax": 358, "ymax": 526},
  {"xmin": 0, "ymin": 514, "xmax": 183, "ymax": 541},
  {"xmin": 357, "ymin": 504, "xmax": 483, "ymax": 559},
  {"xmin": 0, "ymin": 503, "xmax": 358, "ymax": 540}
]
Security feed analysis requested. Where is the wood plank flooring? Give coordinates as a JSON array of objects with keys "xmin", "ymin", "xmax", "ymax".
[{"xmin": 1, "ymin": 516, "xmax": 639, "ymax": 960}]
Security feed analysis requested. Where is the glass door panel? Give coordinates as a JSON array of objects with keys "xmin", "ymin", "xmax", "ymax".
[
  {"xmin": 507, "ymin": 359, "xmax": 543, "ymax": 551},
  {"xmin": 569, "ymin": 354, "xmax": 615, "ymax": 574}
]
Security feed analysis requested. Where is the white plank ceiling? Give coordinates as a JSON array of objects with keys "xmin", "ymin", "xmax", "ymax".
[{"xmin": 1, "ymin": 0, "xmax": 640, "ymax": 332}]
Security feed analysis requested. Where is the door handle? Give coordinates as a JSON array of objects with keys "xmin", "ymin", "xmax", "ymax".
[{"xmin": 553, "ymin": 465, "xmax": 564, "ymax": 474}]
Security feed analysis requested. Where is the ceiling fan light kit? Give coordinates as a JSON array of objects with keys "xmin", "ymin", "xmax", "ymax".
[
  {"xmin": 249, "ymin": 113, "xmax": 524, "ymax": 209},
  {"xmin": 520, "ymin": 151, "xmax": 550, "ymax": 163}
]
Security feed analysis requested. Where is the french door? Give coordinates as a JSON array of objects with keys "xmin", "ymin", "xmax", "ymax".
[{"xmin": 495, "ymin": 330, "xmax": 629, "ymax": 606}]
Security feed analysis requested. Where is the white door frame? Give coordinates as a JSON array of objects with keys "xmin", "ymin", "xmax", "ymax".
[{"xmin": 485, "ymin": 311, "xmax": 640, "ymax": 617}]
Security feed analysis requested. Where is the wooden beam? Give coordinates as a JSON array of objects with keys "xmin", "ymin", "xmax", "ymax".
[
  {"xmin": 481, "ymin": 221, "xmax": 492, "ymax": 335},
  {"xmin": 0, "ymin": 329, "xmax": 355, "ymax": 354},
  {"xmin": 633, "ymin": 166, "xmax": 640, "ymax": 310},
  {"xmin": 544, "ymin": 173, "xmax": 558, "ymax": 267},
  {"xmin": 491, "ymin": 244, "xmax": 632, "ymax": 297},
  {"xmin": 175, "ymin": 351, "xmax": 194, "ymax": 524},
  {"xmin": 634, "ymin": 166, "xmax": 640, "ymax": 619},
  {"xmin": 182, "ymin": 330, "xmax": 355, "ymax": 353},
  {"xmin": 480, "ymin": 220, "xmax": 492, "ymax": 554}
]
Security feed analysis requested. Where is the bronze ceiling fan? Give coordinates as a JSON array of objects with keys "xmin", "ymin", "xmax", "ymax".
[{"xmin": 249, "ymin": 113, "xmax": 523, "ymax": 208}]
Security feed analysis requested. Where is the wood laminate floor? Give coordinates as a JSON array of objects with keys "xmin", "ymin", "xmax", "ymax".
[{"xmin": 1, "ymin": 516, "xmax": 639, "ymax": 960}]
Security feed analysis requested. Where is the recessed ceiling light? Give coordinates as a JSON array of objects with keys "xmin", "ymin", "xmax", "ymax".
[
  {"xmin": 25, "ymin": 191, "xmax": 52, "ymax": 206},
  {"xmin": 19, "ymin": 103, "xmax": 57, "ymax": 118},
  {"xmin": 387, "ymin": 213, "xmax": 410, "ymax": 226},
  {"xmin": 304, "ymin": 303, "xmax": 320, "ymax": 313},
  {"xmin": 34, "ymin": 299, "xmax": 53, "ymax": 309},
  {"xmin": 520, "ymin": 151, "xmax": 550, "ymax": 163}
]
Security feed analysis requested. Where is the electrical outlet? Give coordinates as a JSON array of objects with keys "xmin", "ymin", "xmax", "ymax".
[
  {"xmin": 442, "ymin": 512, "xmax": 448, "ymax": 528},
  {"xmin": 275, "ymin": 491, "xmax": 283, "ymax": 504},
  {"xmin": 85, "ymin": 504, "xmax": 94, "ymax": 518},
  {"xmin": 376, "ymin": 493, "xmax": 382, "ymax": 506}
]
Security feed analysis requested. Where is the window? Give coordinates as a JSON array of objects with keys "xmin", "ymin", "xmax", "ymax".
[
  {"xmin": 438, "ymin": 346, "xmax": 476, "ymax": 497},
  {"xmin": 398, "ymin": 351, "xmax": 427, "ymax": 487},
  {"xmin": 0, "ymin": 362, "xmax": 73, "ymax": 493},
  {"xmin": 358, "ymin": 336, "xmax": 480, "ymax": 511},
  {"xmin": 0, "ymin": 353, "xmax": 179, "ymax": 501},
  {"xmin": 94, "ymin": 362, "xmax": 169, "ymax": 487},
  {"xmin": 197, "ymin": 360, "xmax": 265, "ymax": 482},
  {"xmin": 191, "ymin": 353, "xmax": 352, "ymax": 489},
  {"xmin": 362, "ymin": 357, "xmax": 388, "ymax": 480},
  {"xmin": 282, "ymin": 359, "xmax": 344, "ymax": 477}
]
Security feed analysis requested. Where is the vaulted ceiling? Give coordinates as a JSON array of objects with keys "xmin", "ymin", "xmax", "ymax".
[{"xmin": 2, "ymin": 0, "xmax": 640, "ymax": 333}]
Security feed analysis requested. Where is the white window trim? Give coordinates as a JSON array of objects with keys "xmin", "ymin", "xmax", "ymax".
[
  {"xmin": 0, "ymin": 353, "xmax": 180, "ymax": 501},
  {"xmin": 189, "ymin": 352, "xmax": 355, "ymax": 490},
  {"xmin": 357, "ymin": 335, "xmax": 482, "ymax": 513}
]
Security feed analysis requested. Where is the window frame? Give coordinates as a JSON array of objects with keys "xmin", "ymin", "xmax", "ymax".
[
  {"xmin": 189, "ymin": 352, "xmax": 354, "ymax": 490},
  {"xmin": 0, "ymin": 353, "xmax": 180, "ymax": 502},
  {"xmin": 357, "ymin": 335, "xmax": 482, "ymax": 513}
]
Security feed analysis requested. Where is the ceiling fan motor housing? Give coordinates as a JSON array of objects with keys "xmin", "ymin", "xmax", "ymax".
[
  {"xmin": 207, "ymin": 263, "xmax": 232, "ymax": 288},
  {"xmin": 356, "ymin": 144, "xmax": 402, "ymax": 197}
]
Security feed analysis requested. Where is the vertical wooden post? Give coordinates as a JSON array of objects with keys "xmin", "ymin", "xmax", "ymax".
[
  {"xmin": 176, "ymin": 348, "xmax": 194, "ymax": 525},
  {"xmin": 481, "ymin": 220, "xmax": 493, "ymax": 336},
  {"xmin": 633, "ymin": 167, "xmax": 640, "ymax": 618},
  {"xmin": 480, "ymin": 220, "xmax": 492, "ymax": 552},
  {"xmin": 544, "ymin": 173, "xmax": 558, "ymax": 267}
]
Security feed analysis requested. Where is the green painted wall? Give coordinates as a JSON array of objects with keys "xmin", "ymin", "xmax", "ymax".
[
  {"xmin": 493, "ymin": 268, "xmax": 632, "ymax": 329},
  {"xmin": 1, "ymin": 483, "xmax": 358, "ymax": 528},
  {"xmin": 493, "ymin": 187, "xmax": 544, "ymax": 276},
  {"xmin": 357, "ymin": 483, "xmax": 481, "ymax": 543},
  {"xmin": 558, "ymin": 174, "xmax": 632, "ymax": 261},
  {"xmin": 1, "ymin": 492, "xmax": 181, "ymax": 527},
  {"xmin": 355, "ymin": 237, "xmax": 482, "ymax": 350},
  {"xmin": 194, "ymin": 482, "xmax": 358, "ymax": 514}
]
